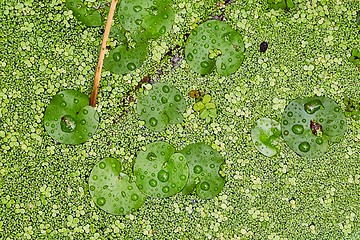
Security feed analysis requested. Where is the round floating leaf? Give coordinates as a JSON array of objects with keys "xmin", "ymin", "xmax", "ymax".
[
  {"xmin": 185, "ymin": 20, "xmax": 245, "ymax": 76},
  {"xmin": 89, "ymin": 158, "xmax": 146, "ymax": 215},
  {"xmin": 104, "ymin": 42, "xmax": 148, "ymax": 75},
  {"xmin": 136, "ymin": 83, "xmax": 186, "ymax": 131},
  {"xmin": 281, "ymin": 96, "xmax": 347, "ymax": 158},
  {"xmin": 251, "ymin": 118, "xmax": 281, "ymax": 157},
  {"xmin": 44, "ymin": 90, "xmax": 99, "ymax": 145},
  {"xmin": 180, "ymin": 143, "xmax": 225, "ymax": 199},
  {"xmin": 134, "ymin": 142, "xmax": 188, "ymax": 198},
  {"xmin": 66, "ymin": 0, "xmax": 102, "ymax": 27},
  {"xmin": 118, "ymin": 0, "xmax": 175, "ymax": 39}
]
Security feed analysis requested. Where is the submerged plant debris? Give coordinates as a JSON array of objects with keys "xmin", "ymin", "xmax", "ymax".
[{"xmin": 1, "ymin": 0, "xmax": 360, "ymax": 239}]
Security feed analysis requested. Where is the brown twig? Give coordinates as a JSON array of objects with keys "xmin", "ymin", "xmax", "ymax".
[{"xmin": 90, "ymin": 0, "xmax": 118, "ymax": 107}]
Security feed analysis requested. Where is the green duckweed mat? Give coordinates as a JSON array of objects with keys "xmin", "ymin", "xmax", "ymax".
[{"xmin": 0, "ymin": 0, "xmax": 359, "ymax": 239}]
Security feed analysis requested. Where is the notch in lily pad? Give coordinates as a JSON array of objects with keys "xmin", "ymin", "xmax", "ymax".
[
  {"xmin": 281, "ymin": 96, "xmax": 347, "ymax": 158},
  {"xmin": 133, "ymin": 142, "xmax": 189, "ymax": 198},
  {"xmin": 136, "ymin": 83, "xmax": 186, "ymax": 131},
  {"xmin": 44, "ymin": 90, "xmax": 99, "ymax": 145},
  {"xmin": 117, "ymin": 0, "xmax": 175, "ymax": 40},
  {"xmin": 89, "ymin": 158, "xmax": 146, "ymax": 215},
  {"xmin": 180, "ymin": 143, "xmax": 225, "ymax": 199},
  {"xmin": 251, "ymin": 118, "xmax": 281, "ymax": 157},
  {"xmin": 66, "ymin": 0, "xmax": 102, "ymax": 27},
  {"xmin": 185, "ymin": 20, "xmax": 245, "ymax": 76}
]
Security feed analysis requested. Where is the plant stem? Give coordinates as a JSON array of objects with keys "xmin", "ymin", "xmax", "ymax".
[{"xmin": 90, "ymin": 0, "xmax": 118, "ymax": 107}]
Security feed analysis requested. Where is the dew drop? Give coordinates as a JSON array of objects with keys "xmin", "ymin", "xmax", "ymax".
[
  {"xmin": 80, "ymin": 119, "xmax": 86, "ymax": 125},
  {"xmin": 111, "ymin": 163, "xmax": 116, "ymax": 168},
  {"xmin": 299, "ymin": 142, "xmax": 310, "ymax": 152},
  {"xmin": 83, "ymin": 109, "xmax": 88, "ymax": 115},
  {"xmin": 149, "ymin": 179, "xmax": 157, "ymax": 187},
  {"xmin": 59, "ymin": 94, "xmax": 64, "ymax": 98},
  {"xmin": 316, "ymin": 138, "xmax": 323, "ymax": 145},
  {"xmin": 159, "ymin": 26, "xmax": 166, "ymax": 34},
  {"xmin": 121, "ymin": 191, "xmax": 126, "ymax": 198},
  {"xmin": 149, "ymin": 117, "xmax": 158, "ymax": 127},
  {"xmin": 60, "ymin": 115, "xmax": 76, "ymax": 133},
  {"xmin": 201, "ymin": 35, "xmax": 206, "ymax": 40},
  {"xmin": 283, "ymin": 130, "xmax": 289, "ymax": 136},
  {"xmin": 283, "ymin": 120, "xmax": 288, "ymax": 125},
  {"xmin": 135, "ymin": 19, "xmax": 143, "ymax": 25},
  {"xmin": 92, "ymin": 175, "xmax": 98, "ymax": 180},
  {"xmin": 200, "ymin": 182, "xmax": 210, "ymax": 191},
  {"xmin": 90, "ymin": 185, "xmax": 95, "ymax": 191},
  {"xmin": 194, "ymin": 165, "xmax": 203, "ymax": 174},
  {"xmin": 157, "ymin": 170, "xmax": 169, "ymax": 182},
  {"xmin": 161, "ymin": 97, "xmax": 168, "ymax": 104},
  {"xmin": 292, "ymin": 124, "xmax": 304, "ymax": 134},
  {"xmin": 162, "ymin": 186, "xmax": 170, "ymax": 193},
  {"xmin": 210, "ymin": 164, "xmax": 215, "ymax": 168},
  {"xmin": 163, "ymin": 14, "xmax": 168, "ymax": 19},
  {"xmin": 133, "ymin": 5, "xmax": 142, "ymax": 12},
  {"xmin": 192, "ymin": 30, "xmax": 198, "ymax": 36},
  {"xmin": 113, "ymin": 52, "xmax": 121, "ymax": 61},
  {"xmin": 187, "ymin": 53, "xmax": 194, "ymax": 61},
  {"xmin": 127, "ymin": 63, "xmax": 136, "ymax": 71},
  {"xmin": 162, "ymin": 85, "xmax": 170, "ymax": 93},
  {"xmin": 334, "ymin": 107, "xmax": 340, "ymax": 112},
  {"xmin": 131, "ymin": 194, "xmax": 139, "ymax": 201},
  {"xmin": 96, "ymin": 197, "xmax": 106, "ymax": 206},
  {"xmin": 201, "ymin": 61, "xmax": 209, "ymax": 68},
  {"xmin": 304, "ymin": 99, "xmax": 324, "ymax": 114},
  {"xmin": 287, "ymin": 112, "xmax": 293, "ymax": 117},
  {"xmin": 60, "ymin": 102, "xmax": 66, "ymax": 107},
  {"xmin": 204, "ymin": 43, "xmax": 209, "ymax": 48},
  {"xmin": 180, "ymin": 175, "xmax": 186, "ymax": 180},
  {"xmin": 146, "ymin": 152, "xmax": 156, "ymax": 161},
  {"xmin": 174, "ymin": 95, "xmax": 181, "ymax": 102},
  {"xmin": 74, "ymin": 99, "xmax": 79, "ymax": 104},
  {"xmin": 127, "ymin": 186, "xmax": 133, "ymax": 190},
  {"xmin": 99, "ymin": 162, "xmax": 106, "ymax": 169},
  {"xmin": 51, "ymin": 124, "xmax": 55, "ymax": 128}
]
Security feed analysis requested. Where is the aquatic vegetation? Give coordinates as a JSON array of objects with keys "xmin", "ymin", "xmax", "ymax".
[
  {"xmin": 193, "ymin": 94, "xmax": 217, "ymax": 123},
  {"xmin": 281, "ymin": 97, "xmax": 347, "ymax": 158},
  {"xmin": 251, "ymin": 118, "xmax": 281, "ymax": 157},
  {"xmin": 267, "ymin": 0, "xmax": 294, "ymax": 11},
  {"xmin": 343, "ymin": 97, "xmax": 360, "ymax": 120},
  {"xmin": 136, "ymin": 83, "xmax": 186, "ymax": 131},
  {"xmin": 349, "ymin": 48, "xmax": 360, "ymax": 67},
  {"xmin": 180, "ymin": 143, "xmax": 225, "ymax": 199},
  {"xmin": 133, "ymin": 142, "xmax": 188, "ymax": 198},
  {"xmin": 66, "ymin": 0, "xmax": 102, "ymax": 27},
  {"xmin": 89, "ymin": 158, "xmax": 146, "ymax": 215},
  {"xmin": 44, "ymin": 90, "xmax": 99, "ymax": 144},
  {"xmin": 185, "ymin": 20, "xmax": 245, "ymax": 76}
]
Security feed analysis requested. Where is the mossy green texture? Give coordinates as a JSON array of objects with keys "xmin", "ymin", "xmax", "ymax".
[
  {"xmin": 281, "ymin": 96, "xmax": 347, "ymax": 158},
  {"xmin": 1, "ymin": 0, "xmax": 360, "ymax": 239},
  {"xmin": 133, "ymin": 141, "xmax": 188, "ymax": 198},
  {"xmin": 180, "ymin": 143, "xmax": 225, "ymax": 199},
  {"xmin": 89, "ymin": 158, "xmax": 146, "ymax": 215},
  {"xmin": 136, "ymin": 83, "xmax": 186, "ymax": 131},
  {"xmin": 185, "ymin": 20, "xmax": 245, "ymax": 76},
  {"xmin": 44, "ymin": 90, "xmax": 99, "ymax": 144}
]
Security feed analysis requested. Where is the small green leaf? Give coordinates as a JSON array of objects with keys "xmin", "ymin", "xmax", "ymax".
[
  {"xmin": 205, "ymin": 102, "xmax": 216, "ymax": 109},
  {"xmin": 200, "ymin": 109, "xmax": 209, "ymax": 119},
  {"xmin": 193, "ymin": 102, "xmax": 205, "ymax": 112},
  {"xmin": 202, "ymin": 94, "xmax": 212, "ymax": 104}
]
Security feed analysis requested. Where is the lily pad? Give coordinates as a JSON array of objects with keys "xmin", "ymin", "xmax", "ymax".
[
  {"xmin": 66, "ymin": 0, "xmax": 102, "ymax": 27},
  {"xmin": 44, "ymin": 90, "xmax": 99, "ymax": 145},
  {"xmin": 281, "ymin": 96, "xmax": 347, "ymax": 158},
  {"xmin": 136, "ymin": 83, "xmax": 186, "ymax": 131},
  {"xmin": 185, "ymin": 20, "xmax": 245, "ymax": 76},
  {"xmin": 133, "ymin": 142, "xmax": 188, "ymax": 198},
  {"xmin": 89, "ymin": 158, "xmax": 146, "ymax": 215},
  {"xmin": 180, "ymin": 143, "xmax": 225, "ymax": 199},
  {"xmin": 104, "ymin": 42, "xmax": 148, "ymax": 75},
  {"xmin": 251, "ymin": 118, "xmax": 281, "ymax": 157},
  {"xmin": 118, "ymin": 0, "xmax": 175, "ymax": 39}
]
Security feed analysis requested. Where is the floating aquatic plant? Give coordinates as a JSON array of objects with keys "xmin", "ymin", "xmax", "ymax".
[
  {"xmin": 136, "ymin": 83, "xmax": 186, "ymax": 131},
  {"xmin": 267, "ymin": 0, "xmax": 294, "ymax": 11},
  {"xmin": 44, "ymin": 90, "xmax": 99, "ymax": 144},
  {"xmin": 185, "ymin": 20, "xmax": 245, "ymax": 76},
  {"xmin": 180, "ymin": 143, "xmax": 225, "ymax": 199},
  {"xmin": 281, "ymin": 96, "xmax": 347, "ymax": 158},
  {"xmin": 251, "ymin": 118, "xmax": 281, "ymax": 157},
  {"xmin": 89, "ymin": 158, "xmax": 146, "ymax": 215},
  {"xmin": 343, "ymin": 97, "xmax": 360, "ymax": 120},
  {"xmin": 133, "ymin": 142, "xmax": 189, "ymax": 198},
  {"xmin": 193, "ymin": 94, "xmax": 217, "ymax": 123},
  {"xmin": 66, "ymin": 0, "xmax": 102, "ymax": 27},
  {"xmin": 349, "ymin": 48, "xmax": 360, "ymax": 68}
]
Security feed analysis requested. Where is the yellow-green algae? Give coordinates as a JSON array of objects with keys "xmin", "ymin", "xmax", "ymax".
[{"xmin": 0, "ymin": 0, "xmax": 359, "ymax": 239}]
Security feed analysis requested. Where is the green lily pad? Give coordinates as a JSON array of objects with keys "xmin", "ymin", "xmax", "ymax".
[
  {"xmin": 89, "ymin": 158, "xmax": 146, "ymax": 215},
  {"xmin": 281, "ymin": 96, "xmax": 347, "ymax": 158},
  {"xmin": 44, "ymin": 90, "xmax": 99, "ymax": 145},
  {"xmin": 180, "ymin": 143, "xmax": 225, "ymax": 199},
  {"xmin": 118, "ymin": 0, "xmax": 175, "ymax": 39},
  {"xmin": 136, "ymin": 83, "xmax": 186, "ymax": 131},
  {"xmin": 103, "ymin": 42, "xmax": 148, "ymax": 75},
  {"xmin": 251, "ymin": 118, "xmax": 281, "ymax": 157},
  {"xmin": 133, "ymin": 142, "xmax": 188, "ymax": 198},
  {"xmin": 66, "ymin": 0, "xmax": 102, "ymax": 27},
  {"xmin": 185, "ymin": 20, "xmax": 245, "ymax": 76}
]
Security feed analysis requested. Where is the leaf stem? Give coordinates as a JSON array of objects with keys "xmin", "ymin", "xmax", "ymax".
[{"xmin": 90, "ymin": 0, "xmax": 118, "ymax": 107}]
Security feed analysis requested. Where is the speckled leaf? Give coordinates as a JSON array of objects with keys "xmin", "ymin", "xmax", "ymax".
[
  {"xmin": 89, "ymin": 158, "xmax": 146, "ymax": 215},
  {"xmin": 134, "ymin": 142, "xmax": 188, "ymax": 198},
  {"xmin": 281, "ymin": 96, "xmax": 347, "ymax": 158},
  {"xmin": 44, "ymin": 90, "xmax": 99, "ymax": 145},
  {"xmin": 118, "ymin": 0, "xmax": 175, "ymax": 39},
  {"xmin": 104, "ymin": 42, "xmax": 148, "ymax": 75},
  {"xmin": 66, "ymin": 0, "xmax": 102, "ymax": 27},
  {"xmin": 180, "ymin": 143, "xmax": 225, "ymax": 199},
  {"xmin": 185, "ymin": 20, "xmax": 244, "ymax": 76},
  {"xmin": 136, "ymin": 83, "xmax": 186, "ymax": 131},
  {"xmin": 251, "ymin": 118, "xmax": 281, "ymax": 157}
]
